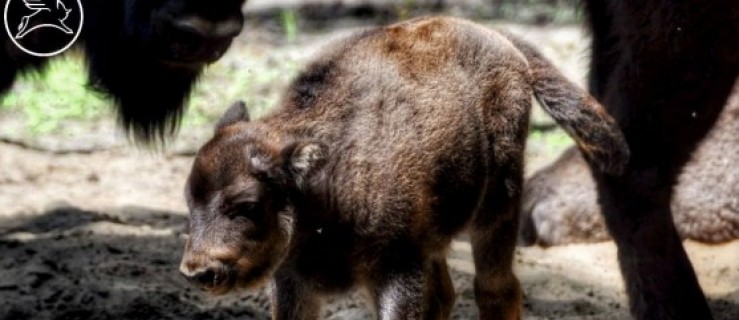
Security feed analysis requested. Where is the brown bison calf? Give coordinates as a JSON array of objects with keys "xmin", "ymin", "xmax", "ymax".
[{"xmin": 179, "ymin": 16, "xmax": 628, "ymax": 319}]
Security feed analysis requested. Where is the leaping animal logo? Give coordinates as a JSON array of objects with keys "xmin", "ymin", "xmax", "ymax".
[
  {"xmin": 3, "ymin": 0, "xmax": 83, "ymax": 56},
  {"xmin": 14, "ymin": 0, "xmax": 73, "ymax": 39}
]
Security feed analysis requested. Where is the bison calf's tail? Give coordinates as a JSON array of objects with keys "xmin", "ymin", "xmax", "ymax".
[{"xmin": 503, "ymin": 32, "xmax": 630, "ymax": 174}]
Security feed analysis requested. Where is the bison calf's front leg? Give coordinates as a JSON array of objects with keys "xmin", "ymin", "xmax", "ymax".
[
  {"xmin": 271, "ymin": 269, "xmax": 321, "ymax": 320},
  {"xmin": 369, "ymin": 254, "xmax": 455, "ymax": 320},
  {"xmin": 372, "ymin": 271, "xmax": 424, "ymax": 320}
]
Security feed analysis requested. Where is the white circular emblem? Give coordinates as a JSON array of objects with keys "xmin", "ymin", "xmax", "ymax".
[{"xmin": 4, "ymin": 0, "xmax": 84, "ymax": 57}]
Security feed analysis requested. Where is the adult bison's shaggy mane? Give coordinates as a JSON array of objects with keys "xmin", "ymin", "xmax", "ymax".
[{"xmin": 1, "ymin": 0, "xmax": 247, "ymax": 142}]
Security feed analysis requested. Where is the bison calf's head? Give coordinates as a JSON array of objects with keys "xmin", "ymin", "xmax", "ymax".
[{"xmin": 179, "ymin": 102, "xmax": 327, "ymax": 294}]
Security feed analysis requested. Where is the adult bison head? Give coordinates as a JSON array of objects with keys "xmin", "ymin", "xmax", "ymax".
[
  {"xmin": 125, "ymin": 0, "xmax": 245, "ymax": 67},
  {"xmin": 83, "ymin": 0, "xmax": 247, "ymax": 142}
]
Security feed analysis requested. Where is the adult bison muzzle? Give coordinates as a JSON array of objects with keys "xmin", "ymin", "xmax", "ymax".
[
  {"xmin": 1, "ymin": 0, "xmax": 247, "ymax": 141},
  {"xmin": 179, "ymin": 17, "xmax": 628, "ymax": 319}
]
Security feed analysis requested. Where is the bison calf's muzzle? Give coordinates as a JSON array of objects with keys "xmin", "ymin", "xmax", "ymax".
[{"xmin": 179, "ymin": 249, "xmax": 232, "ymax": 292}]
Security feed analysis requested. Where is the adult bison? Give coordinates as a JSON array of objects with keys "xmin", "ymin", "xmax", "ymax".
[
  {"xmin": 567, "ymin": 1, "xmax": 739, "ymax": 319},
  {"xmin": 1, "ymin": 0, "xmax": 248, "ymax": 142}
]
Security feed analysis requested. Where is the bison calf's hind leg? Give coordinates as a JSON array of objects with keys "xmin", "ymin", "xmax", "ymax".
[{"xmin": 470, "ymin": 165, "xmax": 524, "ymax": 320}]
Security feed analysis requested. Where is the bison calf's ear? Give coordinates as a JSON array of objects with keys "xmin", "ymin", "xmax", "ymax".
[
  {"xmin": 286, "ymin": 142, "xmax": 327, "ymax": 177},
  {"xmin": 216, "ymin": 101, "xmax": 250, "ymax": 131},
  {"xmin": 246, "ymin": 145, "xmax": 283, "ymax": 184},
  {"xmin": 245, "ymin": 142, "xmax": 327, "ymax": 188},
  {"xmin": 286, "ymin": 142, "xmax": 327, "ymax": 189}
]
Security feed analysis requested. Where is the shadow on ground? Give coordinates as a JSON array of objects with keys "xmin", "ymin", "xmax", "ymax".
[
  {"xmin": 0, "ymin": 206, "xmax": 735, "ymax": 319},
  {"xmin": 0, "ymin": 206, "xmax": 270, "ymax": 320}
]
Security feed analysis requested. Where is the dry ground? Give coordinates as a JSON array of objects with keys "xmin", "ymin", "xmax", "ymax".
[
  {"xmin": 1, "ymin": 142, "xmax": 737, "ymax": 319},
  {"xmin": 0, "ymin": 7, "xmax": 737, "ymax": 320}
]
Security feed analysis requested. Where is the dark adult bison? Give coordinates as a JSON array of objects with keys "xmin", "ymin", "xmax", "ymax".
[
  {"xmin": 562, "ymin": 1, "xmax": 739, "ymax": 319},
  {"xmin": 1, "ymin": 0, "xmax": 248, "ymax": 142}
]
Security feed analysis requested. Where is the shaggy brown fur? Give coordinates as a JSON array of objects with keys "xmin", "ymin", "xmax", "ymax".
[
  {"xmin": 520, "ymin": 81, "xmax": 739, "ymax": 246},
  {"xmin": 179, "ymin": 16, "xmax": 627, "ymax": 320}
]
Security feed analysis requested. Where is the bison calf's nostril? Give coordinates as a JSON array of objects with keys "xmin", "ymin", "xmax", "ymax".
[
  {"xmin": 181, "ymin": 262, "xmax": 230, "ymax": 290},
  {"xmin": 195, "ymin": 269, "xmax": 216, "ymax": 286},
  {"xmin": 182, "ymin": 267, "xmax": 216, "ymax": 287}
]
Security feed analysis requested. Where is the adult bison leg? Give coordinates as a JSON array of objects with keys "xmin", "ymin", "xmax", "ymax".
[
  {"xmin": 584, "ymin": 1, "xmax": 739, "ymax": 318},
  {"xmin": 595, "ymin": 170, "xmax": 713, "ymax": 319}
]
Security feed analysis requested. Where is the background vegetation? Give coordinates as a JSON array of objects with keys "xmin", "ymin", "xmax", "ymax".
[{"xmin": 0, "ymin": 0, "xmax": 578, "ymax": 162}]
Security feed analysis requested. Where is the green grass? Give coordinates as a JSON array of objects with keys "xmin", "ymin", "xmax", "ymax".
[
  {"xmin": 281, "ymin": 9, "xmax": 299, "ymax": 44},
  {"xmin": 185, "ymin": 51, "xmax": 302, "ymax": 127},
  {"xmin": 0, "ymin": 53, "xmax": 109, "ymax": 134},
  {"xmin": 0, "ymin": 48, "xmax": 302, "ymax": 137},
  {"xmin": 528, "ymin": 129, "xmax": 574, "ymax": 154}
]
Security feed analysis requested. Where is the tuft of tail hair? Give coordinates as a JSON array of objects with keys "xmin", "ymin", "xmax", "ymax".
[{"xmin": 501, "ymin": 31, "xmax": 630, "ymax": 175}]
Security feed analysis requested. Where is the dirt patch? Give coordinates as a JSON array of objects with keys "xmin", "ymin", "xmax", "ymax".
[{"xmin": 0, "ymin": 141, "xmax": 737, "ymax": 319}]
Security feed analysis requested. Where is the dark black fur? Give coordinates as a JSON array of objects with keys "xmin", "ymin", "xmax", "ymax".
[
  {"xmin": 581, "ymin": 0, "xmax": 739, "ymax": 319},
  {"xmin": 1, "ymin": 0, "xmax": 246, "ymax": 142}
]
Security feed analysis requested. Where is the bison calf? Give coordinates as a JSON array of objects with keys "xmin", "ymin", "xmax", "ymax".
[{"xmin": 179, "ymin": 16, "xmax": 628, "ymax": 319}]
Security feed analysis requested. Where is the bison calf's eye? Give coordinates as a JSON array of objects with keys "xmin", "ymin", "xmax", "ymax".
[{"xmin": 225, "ymin": 202, "xmax": 259, "ymax": 219}]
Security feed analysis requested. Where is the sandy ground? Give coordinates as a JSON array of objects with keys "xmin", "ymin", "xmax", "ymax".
[
  {"xmin": 0, "ymin": 142, "xmax": 737, "ymax": 320},
  {"xmin": 0, "ymin": 9, "xmax": 737, "ymax": 319}
]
